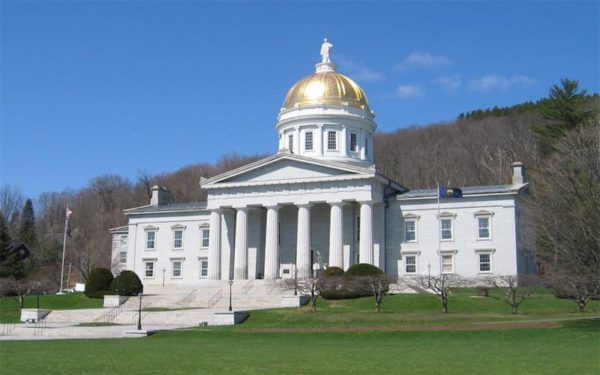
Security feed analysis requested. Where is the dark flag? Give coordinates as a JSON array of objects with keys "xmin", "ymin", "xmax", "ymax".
[
  {"xmin": 439, "ymin": 186, "xmax": 463, "ymax": 198},
  {"xmin": 66, "ymin": 207, "xmax": 73, "ymax": 237}
]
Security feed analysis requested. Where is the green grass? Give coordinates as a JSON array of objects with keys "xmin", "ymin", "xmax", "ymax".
[
  {"xmin": 0, "ymin": 293, "xmax": 103, "ymax": 323},
  {"xmin": 0, "ymin": 320, "xmax": 598, "ymax": 374}
]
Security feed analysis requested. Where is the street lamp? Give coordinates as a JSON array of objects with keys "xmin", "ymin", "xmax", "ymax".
[
  {"xmin": 137, "ymin": 293, "xmax": 143, "ymax": 330},
  {"xmin": 36, "ymin": 281, "xmax": 42, "ymax": 309},
  {"xmin": 162, "ymin": 268, "xmax": 166, "ymax": 287},
  {"xmin": 294, "ymin": 267, "xmax": 298, "ymax": 296},
  {"xmin": 228, "ymin": 280, "xmax": 233, "ymax": 312},
  {"xmin": 427, "ymin": 263, "xmax": 432, "ymax": 288}
]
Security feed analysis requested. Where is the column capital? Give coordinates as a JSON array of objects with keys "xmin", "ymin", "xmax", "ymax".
[
  {"xmin": 233, "ymin": 206, "xmax": 249, "ymax": 212},
  {"xmin": 263, "ymin": 204, "xmax": 280, "ymax": 211},
  {"xmin": 209, "ymin": 208, "xmax": 223, "ymax": 214},
  {"xmin": 327, "ymin": 201, "xmax": 346, "ymax": 207},
  {"xmin": 358, "ymin": 200, "xmax": 374, "ymax": 206},
  {"xmin": 296, "ymin": 203, "xmax": 313, "ymax": 209}
]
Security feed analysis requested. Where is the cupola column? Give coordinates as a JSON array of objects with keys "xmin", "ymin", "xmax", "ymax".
[
  {"xmin": 359, "ymin": 201, "xmax": 374, "ymax": 265},
  {"xmin": 233, "ymin": 207, "xmax": 249, "ymax": 280},
  {"xmin": 328, "ymin": 202, "xmax": 344, "ymax": 268},
  {"xmin": 296, "ymin": 204, "xmax": 312, "ymax": 278},
  {"xmin": 263, "ymin": 205, "xmax": 280, "ymax": 280},
  {"xmin": 207, "ymin": 209, "xmax": 221, "ymax": 280}
]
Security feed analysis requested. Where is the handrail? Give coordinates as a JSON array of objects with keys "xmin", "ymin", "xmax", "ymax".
[
  {"xmin": 95, "ymin": 304, "xmax": 124, "ymax": 323},
  {"xmin": 266, "ymin": 280, "xmax": 281, "ymax": 295},
  {"xmin": 207, "ymin": 289, "xmax": 223, "ymax": 308},
  {"xmin": 1, "ymin": 322, "xmax": 16, "ymax": 336},
  {"xmin": 131, "ymin": 303, "xmax": 153, "ymax": 325},
  {"xmin": 241, "ymin": 280, "xmax": 254, "ymax": 295},
  {"xmin": 34, "ymin": 317, "xmax": 47, "ymax": 336},
  {"xmin": 176, "ymin": 289, "xmax": 198, "ymax": 309}
]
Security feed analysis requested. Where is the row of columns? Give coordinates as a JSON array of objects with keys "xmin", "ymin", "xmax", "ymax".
[{"xmin": 207, "ymin": 201, "xmax": 374, "ymax": 280}]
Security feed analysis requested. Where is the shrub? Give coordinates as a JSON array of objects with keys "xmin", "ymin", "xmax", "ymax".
[
  {"xmin": 111, "ymin": 270, "xmax": 143, "ymax": 296},
  {"xmin": 85, "ymin": 268, "xmax": 114, "ymax": 298},
  {"xmin": 85, "ymin": 290, "xmax": 112, "ymax": 299},
  {"xmin": 345, "ymin": 263, "xmax": 384, "ymax": 277},
  {"xmin": 322, "ymin": 266, "xmax": 344, "ymax": 278}
]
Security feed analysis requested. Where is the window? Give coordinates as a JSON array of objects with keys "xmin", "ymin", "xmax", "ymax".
[
  {"xmin": 404, "ymin": 220, "xmax": 416, "ymax": 242},
  {"xmin": 199, "ymin": 258, "xmax": 208, "ymax": 278},
  {"xmin": 119, "ymin": 251, "xmax": 127, "ymax": 264},
  {"xmin": 441, "ymin": 219, "xmax": 453, "ymax": 240},
  {"xmin": 173, "ymin": 230, "xmax": 183, "ymax": 249},
  {"xmin": 327, "ymin": 131, "xmax": 337, "ymax": 150},
  {"xmin": 365, "ymin": 137, "xmax": 369, "ymax": 156},
  {"xmin": 145, "ymin": 262, "xmax": 154, "ymax": 278},
  {"xmin": 172, "ymin": 261, "xmax": 182, "ymax": 278},
  {"xmin": 146, "ymin": 231, "xmax": 156, "ymax": 249},
  {"xmin": 479, "ymin": 253, "xmax": 491, "ymax": 272},
  {"xmin": 288, "ymin": 134, "xmax": 294, "ymax": 154},
  {"xmin": 350, "ymin": 133, "xmax": 357, "ymax": 152},
  {"xmin": 120, "ymin": 235, "xmax": 128, "ymax": 247},
  {"xmin": 441, "ymin": 254, "xmax": 454, "ymax": 273},
  {"xmin": 356, "ymin": 216, "xmax": 360, "ymax": 242},
  {"xmin": 405, "ymin": 256, "xmax": 416, "ymax": 274},
  {"xmin": 202, "ymin": 229, "xmax": 210, "ymax": 248},
  {"xmin": 305, "ymin": 131, "xmax": 313, "ymax": 151},
  {"xmin": 478, "ymin": 217, "xmax": 490, "ymax": 239}
]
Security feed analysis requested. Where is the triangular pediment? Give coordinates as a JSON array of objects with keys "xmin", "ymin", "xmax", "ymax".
[{"xmin": 202, "ymin": 153, "xmax": 374, "ymax": 187}]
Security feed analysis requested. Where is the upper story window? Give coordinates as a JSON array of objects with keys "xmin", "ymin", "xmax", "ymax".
[
  {"xmin": 305, "ymin": 131, "xmax": 313, "ymax": 151},
  {"xmin": 327, "ymin": 131, "xmax": 337, "ymax": 150},
  {"xmin": 120, "ymin": 235, "xmax": 128, "ymax": 247},
  {"xmin": 365, "ymin": 137, "xmax": 369, "ymax": 156},
  {"xmin": 119, "ymin": 251, "xmax": 127, "ymax": 264},
  {"xmin": 441, "ymin": 219, "xmax": 453, "ymax": 240},
  {"xmin": 199, "ymin": 257, "xmax": 208, "ymax": 279},
  {"xmin": 478, "ymin": 217, "xmax": 490, "ymax": 239},
  {"xmin": 350, "ymin": 133, "xmax": 357, "ymax": 152},
  {"xmin": 404, "ymin": 220, "xmax": 417, "ymax": 242},
  {"xmin": 202, "ymin": 229, "xmax": 210, "ymax": 248},
  {"xmin": 173, "ymin": 230, "xmax": 183, "ymax": 249},
  {"xmin": 288, "ymin": 134, "xmax": 294, "ymax": 154},
  {"xmin": 146, "ymin": 231, "xmax": 156, "ymax": 250}
]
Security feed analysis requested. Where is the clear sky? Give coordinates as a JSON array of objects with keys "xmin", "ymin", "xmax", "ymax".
[{"xmin": 1, "ymin": 1, "xmax": 598, "ymax": 200}]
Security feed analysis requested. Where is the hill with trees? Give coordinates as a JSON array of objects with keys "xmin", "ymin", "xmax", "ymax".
[{"xmin": 1, "ymin": 79, "xmax": 598, "ymax": 298}]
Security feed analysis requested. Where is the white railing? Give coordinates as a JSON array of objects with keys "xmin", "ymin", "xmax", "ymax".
[
  {"xmin": 1, "ymin": 322, "xmax": 16, "ymax": 336},
  {"xmin": 97, "ymin": 304, "xmax": 124, "ymax": 324},
  {"xmin": 176, "ymin": 289, "xmax": 198, "ymax": 309},
  {"xmin": 33, "ymin": 317, "xmax": 47, "ymax": 336},
  {"xmin": 241, "ymin": 280, "xmax": 254, "ymax": 295},
  {"xmin": 207, "ymin": 289, "xmax": 223, "ymax": 308},
  {"xmin": 131, "ymin": 303, "xmax": 153, "ymax": 325}
]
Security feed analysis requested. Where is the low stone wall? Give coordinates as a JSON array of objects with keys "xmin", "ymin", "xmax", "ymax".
[
  {"xmin": 20, "ymin": 309, "xmax": 51, "ymax": 323},
  {"xmin": 103, "ymin": 295, "xmax": 129, "ymax": 307}
]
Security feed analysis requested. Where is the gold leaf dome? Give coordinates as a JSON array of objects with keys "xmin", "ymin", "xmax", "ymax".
[{"xmin": 282, "ymin": 71, "xmax": 370, "ymax": 111}]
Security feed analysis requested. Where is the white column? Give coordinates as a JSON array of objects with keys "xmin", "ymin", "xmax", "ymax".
[
  {"xmin": 233, "ymin": 207, "xmax": 248, "ymax": 280},
  {"xmin": 294, "ymin": 127, "xmax": 300, "ymax": 154},
  {"xmin": 207, "ymin": 209, "xmax": 221, "ymax": 280},
  {"xmin": 328, "ymin": 202, "xmax": 344, "ymax": 268},
  {"xmin": 296, "ymin": 204, "xmax": 312, "ymax": 278},
  {"xmin": 341, "ymin": 126, "xmax": 348, "ymax": 156},
  {"xmin": 316, "ymin": 125, "xmax": 323, "ymax": 156},
  {"xmin": 359, "ymin": 201, "xmax": 374, "ymax": 265},
  {"xmin": 264, "ymin": 205, "xmax": 280, "ymax": 280}
]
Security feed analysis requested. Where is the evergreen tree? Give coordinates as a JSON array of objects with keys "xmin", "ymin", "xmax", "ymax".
[
  {"xmin": 17, "ymin": 199, "xmax": 36, "ymax": 247},
  {"xmin": 534, "ymin": 79, "xmax": 597, "ymax": 156},
  {"xmin": 0, "ymin": 214, "xmax": 23, "ymax": 279}
]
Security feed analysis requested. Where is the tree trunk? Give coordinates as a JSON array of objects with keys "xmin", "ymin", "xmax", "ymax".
[{"xmin": 512, "ymin": 305, "xmax": 518, "ymax": 314}]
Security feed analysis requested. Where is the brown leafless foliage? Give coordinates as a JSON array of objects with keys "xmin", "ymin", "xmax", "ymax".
[
  {"xmin": 0, "ymin": 185, "xmax": 24, "ymax": 231},
  {"xmin": 491, "ymin": 275, "xmax": 541, "ymax": 314},
  {"xmin": 0, "ymin": 277, "xmax": 31, "ymax": 308},
  {"xmin": 347, "ymin": 274, "xmax": 396, "ymax": 312},
  {"xmin": 281, "ymin": 276, "xmax": 332, "ymax": 312},
  {"xmin": 524, "ymin": 125, "xmax": 600, "ymax": 312},
  {"xmin": 415, "ymin": 274, "xmax": 469, "ymax": 313}
]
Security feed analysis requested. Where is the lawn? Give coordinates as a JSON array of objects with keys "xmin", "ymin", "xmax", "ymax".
[
  {"xmin": 1, "ymin": 290, "xmax": 599, "ymax": 374},
  {"xmin": 0, "ymin": 319, "xmax": 598, "ymax": 374},
  {"xmin": 0, "ymin": 292, "xmax": 103, "ymax": 323}
]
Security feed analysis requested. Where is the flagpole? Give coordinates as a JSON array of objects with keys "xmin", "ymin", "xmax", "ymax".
[
  {"xmin": 437, "ymin": 182, "xmax": 441, "ymax": 276},
  {"xmin": 58, "ymin": 206, "xmax": 68, "ymax": 294}
]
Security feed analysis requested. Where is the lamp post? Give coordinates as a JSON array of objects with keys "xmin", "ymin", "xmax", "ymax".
[
  {"xmin": 162, "ymin": 268, "xmax": 166, "ymax": 287},
  {"xmin": 294, "ymin": 266, "xmax": 298, "ymax": 296},
  {"xmin": 228, "ymin": 280, "xmax": 233, "ymax": 312},
  {"xmin": 427, "ymin": 263, "xmax": 432, "ymax": 288},
  {"xmin": 36, "ymin": 281, "xmax": 42, "ymax": 309},
  {"xmin": 137, "ymin": 293, "xmax": 143, "ymax": 330}
]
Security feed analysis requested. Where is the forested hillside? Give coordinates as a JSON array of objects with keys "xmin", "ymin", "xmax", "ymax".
[{"xmin": 1, "ymin": 80, "xmax": 598, "ymax": 296}]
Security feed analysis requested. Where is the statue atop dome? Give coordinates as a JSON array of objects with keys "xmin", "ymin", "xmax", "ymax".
[{"xmin": 320, "ymin": 38, "xmax": 333, "ymax": 63}]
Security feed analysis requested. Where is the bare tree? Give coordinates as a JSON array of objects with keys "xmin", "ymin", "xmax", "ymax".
[
  {"xmin": 551, "ymin": 272, "xmax": 600, "ymax": 313},
  {"xmin": 282, "ymin": 276, "xmax": 330, "ymax": 312},
  {"xmin": 416, "ymin": 274, "xmax": 468, "ymax": 313},
  {"xmin": 491, "ymin": 275, "xmax": 541, "ymax": 314},
  {"xmin": 0, "ymin": 184, "xmax": 24, "ymax": 228},
  {"xmin": 349, "ymin": 274, "xmax": 396, "ymax": 313}
]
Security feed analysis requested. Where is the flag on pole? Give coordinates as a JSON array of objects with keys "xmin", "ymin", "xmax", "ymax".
[
  {"xmin": 66, "ymin": 207, "xmax": 73, "ymax": 237},
  {"xmin": 438, "ymin": 186, "xmax": 463, "ymax": 198}
]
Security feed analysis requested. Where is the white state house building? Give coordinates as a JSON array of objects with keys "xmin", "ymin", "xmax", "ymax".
[{"xmin": 111, "ymin": 41, "xmax": 533, "ymax": 288}]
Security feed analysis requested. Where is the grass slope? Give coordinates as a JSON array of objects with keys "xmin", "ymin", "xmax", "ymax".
[
  {"xmin": 0, "ymin": 293, "xmax": 103, "ymax": 322},
  {"xmin": 0, "ymin": 320, "xmax": 598, "ymax": 374}
]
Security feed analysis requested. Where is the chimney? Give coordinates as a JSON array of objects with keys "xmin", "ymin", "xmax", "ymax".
[
  {"xmin": 150, "ymin": 185, "xmax": 171, "ymax": 206},
  {"xmin": 511, "ymin": 162, "xmax": 526, "ymax": 185}
]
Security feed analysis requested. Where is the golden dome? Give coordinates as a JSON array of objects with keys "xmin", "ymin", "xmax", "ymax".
[{"xmin": 282, "ymin": 71, "xmax": 370, "ymax": 111}]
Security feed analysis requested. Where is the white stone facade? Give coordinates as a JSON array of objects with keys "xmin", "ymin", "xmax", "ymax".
[{"xmin": 110, "ymin": 41, "xmax": 533, "ymax": 288}]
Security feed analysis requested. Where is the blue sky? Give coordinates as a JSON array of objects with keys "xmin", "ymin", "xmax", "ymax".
[{"xmin": 1, "ymin": 1, "xmax": 598, "ymax": 200}]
